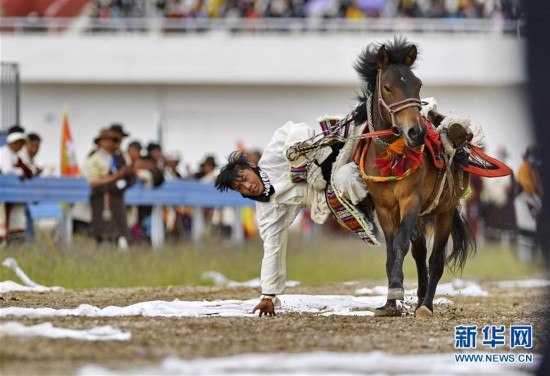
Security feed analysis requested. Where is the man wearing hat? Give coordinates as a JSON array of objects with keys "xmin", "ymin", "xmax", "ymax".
[
  {"xmin": 0, "ymin": 126, "xmax": 33, "ymax": 245},
  {"xmin": 109, "ymin": 123, "xmax": 133, "ymax": 173},
  {"xmin": 84, "ymin": 128, "xmax": 133, "ymax": 249}
]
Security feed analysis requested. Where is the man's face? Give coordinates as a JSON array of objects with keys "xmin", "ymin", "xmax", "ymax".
[
  {"xmin": 99, "ymin": 138, "xmax": 116, "ymax": 153},
  {"xmin": 128, "ymin": 146, "xmax": 141, "ymax": 162},
  {"xmin": 232, "ymin": 168, "xmax": 264, "ymax": 197},
  {"xmin": 9, "ymin": 140, "xmax": 26, "ymax": 152},
  {"xmin": 150, "ymin": 149, "xmax": 162, "ymax": 161},
  {"xmin": 27, "ymin": 140, "xmax": 41, "ymax": 158}
]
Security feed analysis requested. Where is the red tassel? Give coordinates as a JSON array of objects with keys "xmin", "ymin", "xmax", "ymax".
[
  {"xmin": 405, "ymin": 148, "xmax": 423, "ymax": 166},
  {"xmin": 374, "ymin": 147, "xmax": 423, "ymax": 177},
  {"xmin": 374, "ymin": 155, "xmax": 396, "ymax": 176},
  {"xmin": 425, "ymin": 120, "xmax": 441, "ymax": 148}
]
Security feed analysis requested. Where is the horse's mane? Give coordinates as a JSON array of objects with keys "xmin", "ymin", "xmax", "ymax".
[{"xmin": 352, "ymin": 36, "xmax": 419, "ymax": 125}]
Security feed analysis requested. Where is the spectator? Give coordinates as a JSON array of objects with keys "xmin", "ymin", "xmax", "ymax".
[
  {"xmin": 132, "ymin": 145, "xmax": 165, "ymax": 244},
  {"xmin": 466, "ymin": 173, "xmax": 483, "ymax": 239},
  {"xmin": 19, "ymin": 132, "xmax": 43, "ymax": 176},
  {"xmin": 164, "ymin": 151, "xmax": 183, "ymax": 179},
  {"xmin": 195, "ymin": 154, "xmax": 233, "ymax": 237},
  {"xmin": 84, "ymin": 128, "xmax": 133, "ymax": 249},
  {"xmin": 514, "ymin": 144, "xmax": 543, "ymax": 260},
  {"xmin": 194, "ymin": 154, "xmax": 217, "ymax": 179},
  {"xmin": 19, "ymin": 132, "xmax": 43, "ymax": 242},
  {"xmin": 110, "ymin": 123, "xmax": 130, "ymax": 151},
  {"xmin": 483, "ymin": 147, "xmax": 516, "ymax": 243},
  {"xmin": 127, "ymin": 140, "xmax": 142, "ymax": 165},
  {"xmin": 0, "ymin": 126, "xmax": 32, "ymax": 245},
  {"xmin": 146, "ymin": 142, "xmax": 164, "ymax": 170},
  {"xmin": 111, "ymin": 124, "xmax": 137, "ymax": 194}
]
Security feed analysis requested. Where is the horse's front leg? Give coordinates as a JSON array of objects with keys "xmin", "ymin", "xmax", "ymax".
[
  {"xmin": 388, "ymin": 211, "xmax": 418, "ymax": 301},
  {"xmin": 373, "ymin": 206, "xmax": 401, "ymax": 316}
]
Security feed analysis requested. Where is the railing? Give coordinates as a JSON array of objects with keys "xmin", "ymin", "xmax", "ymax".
[
  {"xmin": 0, "ymin": 17, "xmax": 523, "ymax": 36},
  {"xmin": 0, "ymin": 175, "xmax": 253, "ymax": 248}
]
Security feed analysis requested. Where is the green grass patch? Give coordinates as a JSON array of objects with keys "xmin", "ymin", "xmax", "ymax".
[{"xmin": 0, "ymin": 234, "xmax": 543, "ymax": 289}]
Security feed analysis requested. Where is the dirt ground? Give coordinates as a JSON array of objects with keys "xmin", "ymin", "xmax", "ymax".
[{"xmin": 0, "ymin": 282, "xmax": 547, "ymax": 376}]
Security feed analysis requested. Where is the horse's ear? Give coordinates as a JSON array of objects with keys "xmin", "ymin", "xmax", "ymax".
[
  {"xmin": 377, "ymin": 45, "xmax": 390, "ymax": 70},
  {"xmin": 405, "ymin": 45, "xmax": 417, "ymax": 67}
]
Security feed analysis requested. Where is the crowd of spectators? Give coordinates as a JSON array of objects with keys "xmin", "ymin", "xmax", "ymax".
[
  {"xmin": 0, "ymin": 121, "xmax": 256, "ymax": 249},
  {"xmin": 88, "ymin": 0, "xmax": 524, "ymax": 20},
  {"xmin": 79, "ymin": 122, "xmax": 257, "ymax": 248}
]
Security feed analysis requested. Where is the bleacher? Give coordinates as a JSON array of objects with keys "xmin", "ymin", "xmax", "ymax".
[{"xmin": 0, "ymin": 175, "xmax": 253, "ymax": 247}]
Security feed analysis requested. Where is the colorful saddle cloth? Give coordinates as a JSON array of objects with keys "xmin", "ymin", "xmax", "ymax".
[{"xmin": 324, "ymin": 117, "xmax": 380, "ymax": 246}]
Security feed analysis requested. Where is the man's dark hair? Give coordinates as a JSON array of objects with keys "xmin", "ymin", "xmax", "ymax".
[
  {"xmin": 214, "ymin": 151, "xmax": 252, "ymax": 192},
  {"xmin": 27, "ymin": 133, "xmax": 41, "ymax": 142},
  {"xmin": 147, "ymin": 142, "xmax": 161, "ymax": 154},
  {"xmin": 8, "ymin": 125, "xmax": 25, "ymax": 134},
  {"xmin": 128, "ymin": 140, "xmax": 142, "ymax": 150}
]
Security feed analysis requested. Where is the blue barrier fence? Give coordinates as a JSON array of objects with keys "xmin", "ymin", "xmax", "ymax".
[{"xmin": 0, "ymin": 175, "xmax": 253, "ymax": 247}]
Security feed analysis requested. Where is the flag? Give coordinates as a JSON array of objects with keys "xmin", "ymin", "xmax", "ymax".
[{"xmin": 60, "ymin": 107, "xmax": 80, "ymax": 176}]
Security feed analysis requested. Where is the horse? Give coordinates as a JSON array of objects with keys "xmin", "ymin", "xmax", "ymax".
[{"xmin": 350, "ymin": 37, "xmax": 476, "ymax": 317}]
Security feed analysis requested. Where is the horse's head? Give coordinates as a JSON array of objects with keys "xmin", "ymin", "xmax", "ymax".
[{"xmin": 376, "ymin": 43, "xmax": 426, "ymax": 148}]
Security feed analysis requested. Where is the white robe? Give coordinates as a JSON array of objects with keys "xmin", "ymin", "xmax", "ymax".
[{"xmin": 256, "ymin": 121, "xmax": 367, "ymax": 294}]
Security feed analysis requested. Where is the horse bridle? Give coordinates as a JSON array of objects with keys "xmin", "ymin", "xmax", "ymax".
[{"xmin": 376, "ymin": 69, "xmax": 423, "ymax": 137}]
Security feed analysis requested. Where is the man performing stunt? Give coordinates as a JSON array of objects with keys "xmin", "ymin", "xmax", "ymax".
[{"xmin": 215, "ymin": 120, "xmax": 371, "ymax": 317}]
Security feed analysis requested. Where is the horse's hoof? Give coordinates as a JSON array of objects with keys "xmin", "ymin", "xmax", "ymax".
[
  {"xmin": 374, "ymin": 306, "xmax": 403, "ymax": 317},
  {"xmin": 415, "ymin": 305, "xmax": 433, "ymax": 318}
]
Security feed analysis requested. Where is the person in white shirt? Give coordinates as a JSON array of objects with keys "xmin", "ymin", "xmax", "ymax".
[
  {"xmin": 0, "ymin": 129, "xmax": 32, "ymax": 245},
  {"xmin": 215, "ymin": 121, "xmax": 368, "ymax": 316}
]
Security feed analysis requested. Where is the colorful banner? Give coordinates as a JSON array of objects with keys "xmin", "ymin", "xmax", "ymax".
[{"xmin": 60, "ymin": 108, "xmax": 80, "ymax": 176}]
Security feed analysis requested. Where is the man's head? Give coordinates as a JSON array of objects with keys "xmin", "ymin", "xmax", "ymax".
[
  {"xmin": 26, "ymin": 133, "xmax": 42, "ymax": 158},
  {"xmin": 215, "ymin": 151, "xmax": 264, "ymax": 197},
  {"xmin": 94, "ymin": 128, "xmax": 119, "ymax": 153},
  {"xmin": 127, "ymin": 140, "xmax": 142, "ymax": 162},
  {"xmin": 6, "ymin": 127, "xmax": 27, "ymax": 152},
  {"xmin": 165, "ymin": 151, "xmax": 181, "ymax": 169},
  {"xmin": 201, "ymin": 155, "xmax": 217, "ymax": 174},
  {"xmin": 147, "ymin": 142, "xmax": 162, "ymax": 161}
]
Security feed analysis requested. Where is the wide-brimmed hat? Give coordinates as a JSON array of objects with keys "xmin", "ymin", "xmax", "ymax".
[
  {"xmin": 94, "ymin": 128, "xmax": 119, "ymax": 144},
  {"xmin": 109, "ymin": 123, "xmax": 129, "ymax": 137},
  {"xmin": 7, "ymin": 132, "xmax": 28, "ymax": 144}
]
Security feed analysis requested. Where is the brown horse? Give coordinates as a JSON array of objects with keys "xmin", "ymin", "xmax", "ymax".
[{"xmin": 351, "ymin": 37, "xmax": 476, "ymax": 317}]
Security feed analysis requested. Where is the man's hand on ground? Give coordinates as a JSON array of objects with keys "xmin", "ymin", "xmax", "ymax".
[{"xmin": 252, "ymin": 298, "xmax": 276, "ymax": 317}]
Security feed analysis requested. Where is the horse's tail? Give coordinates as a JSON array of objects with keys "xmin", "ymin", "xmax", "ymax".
[{"xmin": 446, "ymin": 208, "xmax": 476, "ymax": 272}]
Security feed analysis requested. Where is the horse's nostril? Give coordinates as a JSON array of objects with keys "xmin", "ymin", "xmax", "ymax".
[
  {"xmin": 408, "ymin": 126, "xmax": 426, "ymax": 144},
  {"xmin": 408, "ymin": 127, "xmax": 418, "ymax": 140}
]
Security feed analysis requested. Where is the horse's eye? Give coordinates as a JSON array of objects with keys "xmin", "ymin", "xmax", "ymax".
[{"xmin": 383, "ymin": 85, "xmax": 392, "ymax": 94}]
